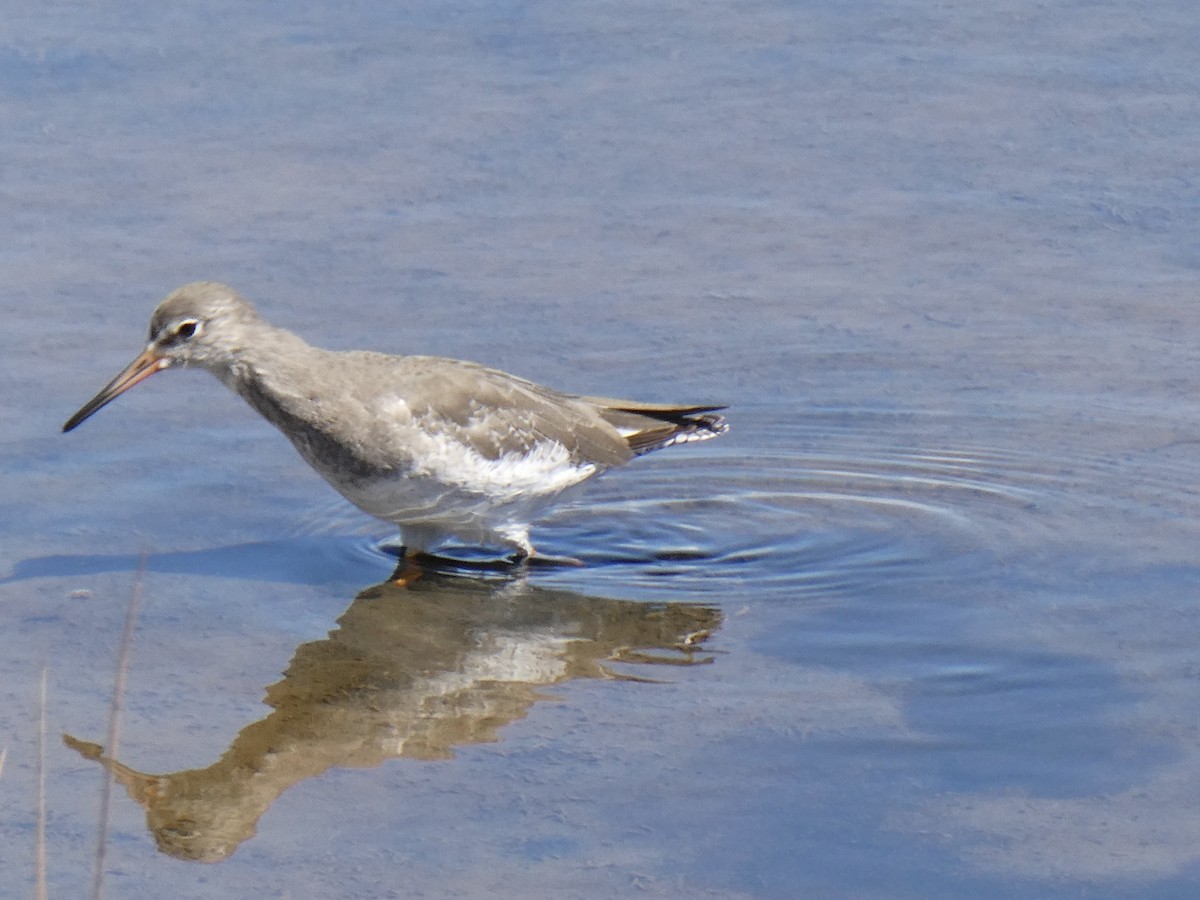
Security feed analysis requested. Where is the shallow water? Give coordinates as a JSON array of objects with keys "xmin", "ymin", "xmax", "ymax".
[{"xmin": 4, "ymin": 1, "xmax": 1200, "ymax": 898}]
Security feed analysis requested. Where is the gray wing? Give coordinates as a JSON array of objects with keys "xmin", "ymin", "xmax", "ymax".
[{"xmin": 353, "ymin": 355, "xmax": 636, "ymax": 468}]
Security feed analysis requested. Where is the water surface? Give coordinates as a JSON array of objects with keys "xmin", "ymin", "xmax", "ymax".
[{"xmin": 3, "ymin": 1, "xmax": 1200, "ymax": 898}]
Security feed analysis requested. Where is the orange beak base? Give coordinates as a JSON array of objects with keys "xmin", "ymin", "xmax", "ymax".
[{"xmin": 62, "ymin": 348, "xmax": 169, "ymax": 433}]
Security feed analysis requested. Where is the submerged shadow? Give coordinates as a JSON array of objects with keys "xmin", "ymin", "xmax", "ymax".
[
  {"xmin": 64, "ymin": 572, "xmax": 721, "ymax": 863},
  {"xmin": 1, "ymin": 538, "xmax": 372, "ymax": 587}
]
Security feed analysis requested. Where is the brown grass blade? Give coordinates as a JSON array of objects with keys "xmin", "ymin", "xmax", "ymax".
[
  {"xmin": 36, "ymin": 665, "xmax": 48, "ymax": 900},
  {"xmin": 91, "ymin": 552, "xmax": 147, "ymax": 900}
]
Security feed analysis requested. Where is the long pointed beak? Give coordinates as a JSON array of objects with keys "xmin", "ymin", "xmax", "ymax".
[{"xmin": 62, "ymin": 347, "xmax": 170, "ymax": 433}]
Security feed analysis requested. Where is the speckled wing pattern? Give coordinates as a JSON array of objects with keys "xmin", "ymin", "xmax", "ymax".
[
  {"xmin": 343, "ymin": 355, "xmax": 727, "ymax": 471},
  {"xmin": 392, "ymin": 357, "xmax": 636, "ymax": 469}
]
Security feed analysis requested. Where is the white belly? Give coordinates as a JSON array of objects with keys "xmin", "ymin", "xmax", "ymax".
[{"xmin": 324, "ymin": 434, "xmax": 598, "ymax": 552}]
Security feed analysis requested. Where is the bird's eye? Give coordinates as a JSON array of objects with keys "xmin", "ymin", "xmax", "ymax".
[{"xmin": 175, "ymin": 320, "xmax": 200, "ymax": 340}]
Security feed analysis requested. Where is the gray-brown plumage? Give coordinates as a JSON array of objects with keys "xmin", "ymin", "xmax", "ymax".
[{"xmin": 63, "ymin": 282, "xmax": 728, "ymax": 557}]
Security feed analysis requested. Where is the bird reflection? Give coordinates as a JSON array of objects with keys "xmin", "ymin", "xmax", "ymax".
[{"xmin": 63, "ymin": 572, "xmax": 720, "ymax": 863}]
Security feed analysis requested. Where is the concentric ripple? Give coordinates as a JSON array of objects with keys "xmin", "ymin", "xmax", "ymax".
[
  {"xmin": 286, "ymin": 405, "xmax": 1200, "ymax": 598},
  {"xmin": 532, "ymin": 406, "xmax": 1193, "ymax": 596}
]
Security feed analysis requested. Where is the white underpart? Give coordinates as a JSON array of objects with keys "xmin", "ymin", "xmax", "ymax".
[
  {"xmin": 656, "ymin": 429, "xmax": 719, "ymax": 448},
  {"xmin": 331, "ymin": 397, "xmax": 597, "ymax": 552},
  {"xmin": 614, "ymin": 419, "xmax": 725, "ymax": 450},
  {"xmin": 411, "ymin": 428, "xmax": 596, "ymax": 500}
]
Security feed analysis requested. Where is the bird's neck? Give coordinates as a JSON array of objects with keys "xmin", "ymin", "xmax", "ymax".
[{"xmin": 212, "ymin": 325, "xmax": 323, "ymax": 427}]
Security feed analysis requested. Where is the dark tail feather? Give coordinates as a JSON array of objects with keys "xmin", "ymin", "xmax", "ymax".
[{"xmin": 589, "ymin": 400, "xmax": 730, "ymax": 456}]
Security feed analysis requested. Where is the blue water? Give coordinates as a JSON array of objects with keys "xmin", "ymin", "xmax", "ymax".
[{"xmin": 3, "ymin": 2, "xmax": 1200, "ymax": 897}]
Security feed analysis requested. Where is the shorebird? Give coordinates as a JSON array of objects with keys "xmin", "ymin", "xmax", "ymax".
[{"xmin": 63, "ymin": 282, "xmax": 728, "ymax": 562}]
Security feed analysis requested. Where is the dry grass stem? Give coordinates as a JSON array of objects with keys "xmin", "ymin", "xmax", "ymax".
[
  {"xmin": 91, "ymin": 552, "xmax": 147, "ymax": 900},
  {"xmin": 36, "ymin": 666, "xmax": 48, "ymax": 900}
]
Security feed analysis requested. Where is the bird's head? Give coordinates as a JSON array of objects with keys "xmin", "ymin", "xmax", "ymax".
[{"xmin": 62, "ymin": 282, "xmax": 263, "ymax": 432}]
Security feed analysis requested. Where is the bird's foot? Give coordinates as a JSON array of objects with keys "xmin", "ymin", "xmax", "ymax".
[
  {"xmin": 517, "ymin": 550, "xmax": 585, "ymax": 568},
  {"xmin": 389, "ymin": 551, "xmax": 425, "ymax": 587},
  {"xmin": 381, "ymin": 544, "xmax": 583, "ymax": 575},
  {"xmin": 407, "ymin": 550, "xmax": 524, "ymax": 574}
]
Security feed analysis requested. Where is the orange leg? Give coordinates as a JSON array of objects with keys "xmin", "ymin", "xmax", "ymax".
[{"xmin": 389, "ymin": 550, "xmax": 425, "ymax": 587}]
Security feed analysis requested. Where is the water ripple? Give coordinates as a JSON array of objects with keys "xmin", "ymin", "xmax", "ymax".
[
  {"xmin": 275, "ymin": 407, "xmax": 1200, "ymax": 597},
  {"xmin": 538, "ymin": 408, "xmax": 1180, "ymax": 595}
]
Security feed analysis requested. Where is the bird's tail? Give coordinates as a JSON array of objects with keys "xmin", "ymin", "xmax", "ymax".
[{"xmin": 587, "ymin": 399, "xmax": 730, "ymax": 456}]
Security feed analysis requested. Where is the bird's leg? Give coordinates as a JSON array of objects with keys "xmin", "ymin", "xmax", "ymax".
[{"xmin": 389, "ymin": 548, "xmax": 425, "ymax": 587}]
